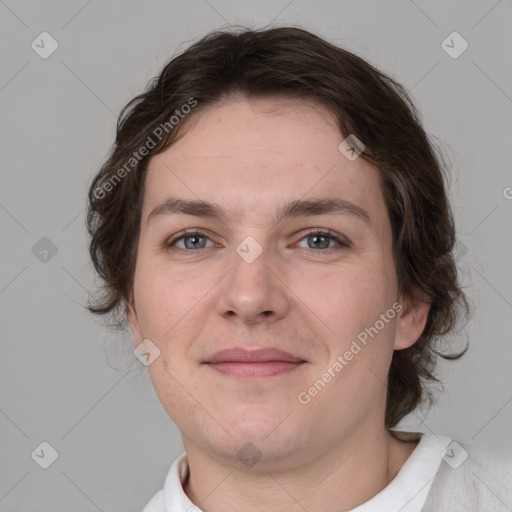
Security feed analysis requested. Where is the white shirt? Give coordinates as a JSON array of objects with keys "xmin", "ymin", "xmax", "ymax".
[{"xmin": 142, "ymin": 433, "xmax": 512, "ymax": 511}]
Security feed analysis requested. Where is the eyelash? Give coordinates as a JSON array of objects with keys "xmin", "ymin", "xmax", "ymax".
[{"xmin": 163, "ymin": 228, "xmax": 350, "ymax": 252}]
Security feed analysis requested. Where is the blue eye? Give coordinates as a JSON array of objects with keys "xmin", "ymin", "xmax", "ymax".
[
  {"xmin": 164, "ymin": 229, "xmax": 349, "ymax": 252},
  {"xmin": 166, "ymin": 231, "xmax": 214, "ymax": 250},
  {"xmin": 296, "ymin": 230, "xmax": 348, "ymax": 250}
]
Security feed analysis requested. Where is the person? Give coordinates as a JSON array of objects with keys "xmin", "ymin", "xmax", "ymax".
[{"xmin": 86, "ymin": 26, "xmax": 512, "ymax": 511}]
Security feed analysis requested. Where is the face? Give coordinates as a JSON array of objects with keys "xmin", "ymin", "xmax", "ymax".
[{"xmin": 129, "ymin": 96, "xmax": 428, "ymax": 470}]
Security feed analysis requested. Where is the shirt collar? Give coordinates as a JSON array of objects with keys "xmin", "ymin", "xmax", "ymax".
[{"xmin": 349, "ymin": 433, "xmax": 452, "ymax": 512}]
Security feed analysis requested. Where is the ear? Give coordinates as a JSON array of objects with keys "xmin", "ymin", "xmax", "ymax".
[
  {"xmin": 127, "ymin": 298, "xmax": 144, "ymax": 348},
  {"xmin": 394, "ymin": 290, "xmax": 430, "ymax": 350}
]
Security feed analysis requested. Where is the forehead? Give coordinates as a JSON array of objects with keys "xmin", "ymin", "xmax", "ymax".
[{"xmin": 143, "ymin": 96, "xmax": 387, "ymax": 227}]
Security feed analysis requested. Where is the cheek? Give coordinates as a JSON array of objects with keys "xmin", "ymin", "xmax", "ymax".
[
  {"xmin": 294, "ymin": 261, "xmax": 392, "ymax": 321},
  {"xmin": 133, "ymin": 253, "xmax": 210, "ymax": 335},
  {"xmin": 290, "ymin": 259, "xmax": 397, "ymax": 374}
]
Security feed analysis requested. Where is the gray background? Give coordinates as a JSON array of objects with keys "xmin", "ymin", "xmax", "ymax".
[{"xmin": 1, "ymin": 0, "xmax": 511, "ymax": 511}]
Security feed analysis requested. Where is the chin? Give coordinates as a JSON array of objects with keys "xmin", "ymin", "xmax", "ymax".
[{"xmin": 223, "ymin": 406, "xmax": 291, "ymax": 437}]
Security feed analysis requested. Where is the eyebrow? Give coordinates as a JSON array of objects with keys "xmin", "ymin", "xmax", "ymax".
[{"xmin": 146, "ymin": 196, "xmax": 371, "ymax": 226}]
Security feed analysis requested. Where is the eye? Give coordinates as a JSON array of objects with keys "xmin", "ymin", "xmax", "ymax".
[
  {"xmin": 165, "ymin": 230, "xmax": 215, "ymax": 251},
  {"xmin": 295, "ymin": 229, "xmax": 349, "ymax": 250},
  {"xmin": 163, "ymin": 228, "xmax": 350, "ymax": 252}
]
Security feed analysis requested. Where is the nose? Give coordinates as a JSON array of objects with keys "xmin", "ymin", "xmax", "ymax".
[{"xmin": 217, "ymin": 240, "xmax": 290, "ymax": 326}]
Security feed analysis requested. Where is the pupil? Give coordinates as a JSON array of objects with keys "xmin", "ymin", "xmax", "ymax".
[
  {"xmin": 187, "ymin": 235, "xmax": 203, "ymax": 249},
  {"xmin": 311, "ymin": 235, "xmax": 328, "ymax": 249}
]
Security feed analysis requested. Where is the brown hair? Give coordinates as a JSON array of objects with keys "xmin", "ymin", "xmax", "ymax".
[{"xmin": 86, "ymin": 26, "xmax": 470, "ymax": 429}]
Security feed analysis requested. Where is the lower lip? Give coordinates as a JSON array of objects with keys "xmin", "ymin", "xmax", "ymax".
[{"xmin": 206, "ymin": 361, "xmax": 305, "ymax": 378}]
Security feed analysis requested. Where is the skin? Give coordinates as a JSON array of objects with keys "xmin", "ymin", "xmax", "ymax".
[{"xmin": 128, "ymin": 95, "xmax": 430, "ymax": 511}]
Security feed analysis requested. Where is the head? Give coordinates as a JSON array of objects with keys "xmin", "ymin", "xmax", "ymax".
[{"xmin": 86, "ymin": 26, "xmax": 470, "ymax": 466}]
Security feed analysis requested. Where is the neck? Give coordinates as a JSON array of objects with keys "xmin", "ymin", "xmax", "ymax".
[{"xmin": 182, "ymin": 428, "xmax": 420, "ymax": 512}]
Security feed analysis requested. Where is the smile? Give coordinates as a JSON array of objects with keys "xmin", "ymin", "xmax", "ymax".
[{"xmin": 203, "ymin": 347, "xmax": 307, "ymax": 378}]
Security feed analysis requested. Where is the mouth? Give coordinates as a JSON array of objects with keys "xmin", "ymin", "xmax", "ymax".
[{"xmin": 204, "ymin": 347, "xmax": 307, "ymax": 378}]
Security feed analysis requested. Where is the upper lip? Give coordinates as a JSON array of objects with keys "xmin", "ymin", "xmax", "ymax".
[{"xmin": 205, "ymin": 347, "xmax": 305, "ymax": 364}]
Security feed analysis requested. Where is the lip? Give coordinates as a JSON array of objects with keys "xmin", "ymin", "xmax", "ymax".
[
  {"xmin": 206, "ymin": 347, "xmax": 305, "ymax": 363},
  {"xmin": 204, "ymin": 347, "xmax": 306, "ymax": 378}
]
